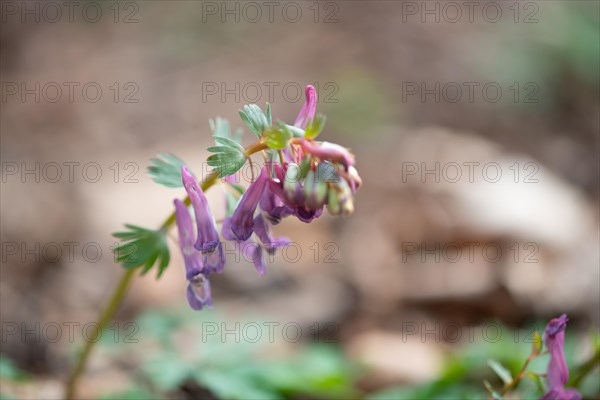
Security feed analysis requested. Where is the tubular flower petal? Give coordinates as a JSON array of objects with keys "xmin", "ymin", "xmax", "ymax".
[
  {"xmin": 259, "ymin": 183, "xmax": 294, "ymax": 225},
  {"xmin": 230, "ymin": 166, "xmax": 267, "ymax": 241},
  {"xmin": 299, "ymin": 140, "xmax": 355, "ymax": 170},
  {"xmin": 202, "ymin": 242, "xmax": 225, "ymax": 274},
  {"xmin": 223, "ymin": 217, "xmax": 267, "ymax": 276},
  {"xmin": 186, "ymin": 274, "xmax": 212, "ymax": 310},
  {"xmin": 540, "ymin": 314, "xmax": 581, "ymax": 400},
  {"xmin": 181, "ymin": 166, "xmax": 220, "ymax": 253},
  {"xmin": 175, "ymin": 198, "xmax": 214, "ymax": 311},
  {"xmin": 294, "ymin": 85, "xmax": 317, "ymax": 129},
  {"xmin": 253, "ymin": 214, "xmax": 291, "ymax": 254},
  {"xmin": 250, "ymin": 243, "xmax": 266, "ymax": 276},
  {"xmin": 174, "ymin": 199, "xmax": 203, "ymax": 279}
]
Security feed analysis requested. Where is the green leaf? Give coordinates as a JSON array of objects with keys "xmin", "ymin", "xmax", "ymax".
[
  {"xmin": 99, "ymin": 387, "xmax": 162, "ymax": 400},
  {"xmin": 147, "ymin": 153, "xmax": 189, "ymax": 188},
  {"xmin": 196, "ymin": 369, "xmax": 282, "ymax": 400},
  {"xmin": 210, "ymin": 117, "xmax": 243, "ymax": 144},
  {"xmin": 207, "ymin": 135, "xmax": 247, "ymax": 178},
  {"xmin": 304, "ymin": 113, "xmax": 327, "ymax": 139},
  {"xmin": 143, "ymin": 352, "xmax": 192, "ymax": 391},
  {"xmin": 265, "ymin": 102, "xmax": 272, "ymax": 125},
  {"xmin": 487, "ymin": 359, "xmax": 513, "ymax": 385},
  {"xmin": 112, "ymin": 225, "xmax": 170, "ymax": 278},
  {"xmin": 264, "ymin": 126, "xmax": 292, "ymax": 150},
  {"xmin": 239, "ymin": 104, "xmax": 269, "ymax": 138},
  {"xmin": 0, "ymin": 356, "xmax": 29, "ymax": 381},
  {"xmin": 283, "ymin": 124, "xmax": 305, "ymax": 137}
]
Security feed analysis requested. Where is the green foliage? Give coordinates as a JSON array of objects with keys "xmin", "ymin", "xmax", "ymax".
[
  {"xmin": 207, "ymin": 136, "xmax": 247, "ymax": 178},
  {"xmin": 147, "ymin": 153, "xmax": 189, "ymax": 188},
  {"xmin": 239, "ymin": 104, "xmax": 269, "ymax": 138},
  {"xmin": 265, "ymin": 103, "xmax": 272, "ymax": 126},
  {"xmin": 304, "ymin": 114, "xmax": 327, "ymax": 140},
  {"xmin": 487, "ymin": 359, "xmax": 513, "ymax": 385},
  {"xmin": 0, "ymin": 356, "xmax": 29, "ymax": 400},
  {"xmin": 283, "ymin": 124, "xmax": 305, "ymax": 138},
  {"xmin": 100, "ymin": 309, "xmax": 360, "ymax": 400},
  {"xmin": 98, "ymin": 387, "xmax": 161, "ymax": 400},
  {"xmin": 367, "ymin": 322, "xmax": 551, "ymax": 400},
  {"xmin": 264, "ymin": 125, "xmax": 291, "ymax": 150},
  {"xmin": 210, "ymin": 117, "xmax": 243, "ymax": 144},
  {"xmin": 112, "ymin": 225, "xmax": 170, "ymax": 278},
  {"xmin": 0, "ymin": 356, "xmax": 29, "ymax": 381}
]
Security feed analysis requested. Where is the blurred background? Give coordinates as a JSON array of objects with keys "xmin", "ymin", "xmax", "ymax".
[{"xmin": 1, "ymin": 1, "xmax": 599, "ymax": 399}]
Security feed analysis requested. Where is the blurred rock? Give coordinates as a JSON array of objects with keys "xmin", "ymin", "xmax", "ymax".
[{"xmin": 348, "ymin": 330, "xmax": 444, "ymax": 387}]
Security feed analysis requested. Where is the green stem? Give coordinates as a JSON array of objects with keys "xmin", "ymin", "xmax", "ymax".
[
  {"xmin": 500, "ymin": 352, "xmax": 542, "ymax": 396},
  {"xmin": 65, "ymin": 142, "xmax": 267, "ymax": 399},
  {"xmin": 65, "ymin": 268, "xmax": 136, "ymax": 399}
]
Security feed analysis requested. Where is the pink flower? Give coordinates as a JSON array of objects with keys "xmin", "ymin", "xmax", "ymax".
[
  {"xmin": 540, "ymin": 314, "xmax": 581, "ymax": 400},
  {"xmin": 294, "ymin": 85, "xmax": 317, "ymax": 129}
]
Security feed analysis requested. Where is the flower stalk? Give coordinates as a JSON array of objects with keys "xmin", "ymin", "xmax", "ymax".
[{"xmin": 65, "ymin": 142, "xmax": 269, "ymax": 399}]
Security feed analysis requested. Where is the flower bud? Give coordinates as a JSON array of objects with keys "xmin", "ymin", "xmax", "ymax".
[
  {"xmin": 327, "ymin": 187, "xmax": 341, "ymax": 215},
  {"xmin": 284, "ymin": 162, "xmax": 303, "ymax": 201},
  {"xmin": 304, "ymin": 169, "xmax": 329, "ymax": 210}
]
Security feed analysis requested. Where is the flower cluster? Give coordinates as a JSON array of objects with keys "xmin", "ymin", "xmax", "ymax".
[{"xmin": 174, "ymin": 85, "xmax": 361, "ymax": 310}]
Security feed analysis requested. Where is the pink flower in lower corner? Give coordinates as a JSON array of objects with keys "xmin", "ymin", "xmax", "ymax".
[{"xmin": 540, "ymin": 314, "xmax": 581, "ymax": 400}]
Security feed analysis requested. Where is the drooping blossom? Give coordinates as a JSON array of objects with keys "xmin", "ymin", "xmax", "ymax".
[
  {"xmin": 173, "ymin": 84, "xmax": 361, "ymax": 310},
  {"xmin": 222, "ymin": 167, "xmax": 290, "ymax": 275},
  {"xmin": 174, "ymin": 199, "xmax": 212, "ymax": 310},
  {"xmin": 182, "ymin": 166, "xmax": 224, "ymax": 273},
  {"xmin": 228, "ymin": 166, "xmax": 267, "ymax": 241},
  {"xmin": 259, "ymin": 84, "xmax": 361, "ymax": 222},
  {"xmin": 540, "ymin": 314, "xmax": 582, "ymax": 400},
  {"xmin": 253, "ymin": 214, "xmax": 291, "ymax": 253},
  {"xmin": 259, "ymin": 182, "xmax": 294, "ymax": 225}
]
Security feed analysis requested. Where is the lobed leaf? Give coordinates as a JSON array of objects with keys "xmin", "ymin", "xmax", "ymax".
[
  {"xmin": 147, "ymin": 153, "xmax": 190, "ymax": 188},
  {"xmin": 112, "ymin": 225, "xmax": 170, "ymax": 278},
  {"xmin": 239, "ymin": 104, "xmax": 269, "ymax": 138},
  {"xmin": 207, "ymin": 135, "xmax": 247, "ymax": 178},
  {"xmin": 210, "ymin": 117, "xmax": 243, "ymax": 143}
]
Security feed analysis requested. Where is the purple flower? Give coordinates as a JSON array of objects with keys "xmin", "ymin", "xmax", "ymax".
[
  {"xmin": 253, "ymin": 214, "xmax": 291, "ymax": 254},
  {"xmin": 294, "ymin": 85, "xmax": 317, "ymax": 129},
  {"xmin": 186, "ymin": 273, "xmax": 212, "ymax": 310},
  {"xmin": 174, "ymin": 199, "xmax": 212, "ymax": 310},
  {"xmin": 228, "ymin": 166, "xmax": 267, "ymax": 241},
  {"xmin": 221, "ymin": 169, "xmax": 290, "ymax": 275},
  {"xmin": 268, "ymin": 178, "xmax": 322, "ymax": 223},
  {"xmin": 181, "ymin": 166, "xmax": 224, "ymax": 273},
  {"xmin": 540, "ymin": 314, "xmax": 581, "ymax": 400},
  {"xmin": 259, "ymin": 182, "xmax": 294, "ymax": 225},
  {"xmin": 222, "ymin": 218, "xmax": 267, "ymax": 276}
]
